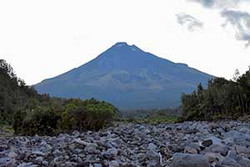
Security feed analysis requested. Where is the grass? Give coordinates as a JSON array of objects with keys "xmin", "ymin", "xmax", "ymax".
[
  {"xmin": 118, "ymin": 115, "xmax": 180, "ymax": 124},
  {"xmin": 0, "ymin": 125, "xmax": 14, "ymax": 138}
]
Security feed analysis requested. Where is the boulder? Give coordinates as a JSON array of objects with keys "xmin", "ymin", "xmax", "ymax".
[{"xmin": 171, "ymin": 153, "xmax": 210, "ymax": 167}]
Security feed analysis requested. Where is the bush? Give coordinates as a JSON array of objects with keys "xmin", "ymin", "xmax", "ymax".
[
  {"xmin": 14, "ymin": 107, "xmax": 61, "ymax": 136},
  {"xmin": 59, "ymin": 98, "xmax": 117, "ymax": 131}
]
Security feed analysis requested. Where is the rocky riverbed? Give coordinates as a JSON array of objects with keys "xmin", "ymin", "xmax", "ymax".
[{"xmin": 0, "ymin": 121, "xmax": 250, "ymax": 167}]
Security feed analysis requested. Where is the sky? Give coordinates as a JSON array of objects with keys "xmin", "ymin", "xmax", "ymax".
[{"xmin": 0, "ymin": 0, "xmax": 250, "ymax": 85}]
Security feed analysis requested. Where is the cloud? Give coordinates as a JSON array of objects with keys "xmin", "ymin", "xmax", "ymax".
[
  {"xmin": 176, "ymin": 13, "xmax": 203, "ymax": 31},
  {"xmin": 188, "ymin": 0, "xmax": 240, "ymax": 9},
  {"xmin": 221, "ymin": 10, "xmax": 250, "ymax": 47}
]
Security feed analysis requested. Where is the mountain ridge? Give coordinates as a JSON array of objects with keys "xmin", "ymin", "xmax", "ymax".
[{"xmin": 35, "ymin": 42, "xmax": 213, "ymax": 109}]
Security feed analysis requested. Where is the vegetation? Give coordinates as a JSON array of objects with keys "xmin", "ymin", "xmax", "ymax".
[
  {"xmin": 3, "ymin": 58, "xmax": 249, "ymax": 136},
  {"xmin": 118, "ymin": 108, "xmax": 181, "ymax": 124},
  {"xmin": 181, "ymin": 68, "xmax": 250, "ymax": 121},
  {"xmin": 0, "ymin": 59, "xmax": 117, "ymax": 135},
  {"xmin": 59, "ymin": 98, "xmax": 117, "ymax": 131}
]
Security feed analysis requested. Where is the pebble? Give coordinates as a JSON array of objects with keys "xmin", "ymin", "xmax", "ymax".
[{"xmin": 0, "ymin": 121, "xmax": 249, "ymax": 166}]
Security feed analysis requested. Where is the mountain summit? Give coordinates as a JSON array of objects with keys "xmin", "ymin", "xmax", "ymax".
[{"xmin": 35, "ymin": 42, "xmax": 213, "ymax": 109}]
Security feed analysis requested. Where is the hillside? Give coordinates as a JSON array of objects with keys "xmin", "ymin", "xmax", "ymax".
[{"xmin": 35, "ymin": 42, "xmax": 213, "ymax": 109}]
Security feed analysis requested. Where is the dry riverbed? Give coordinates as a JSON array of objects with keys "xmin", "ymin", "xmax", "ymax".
[{"xmin": 0, "ymin": 121, "xmax": 250, "ymax": 167}]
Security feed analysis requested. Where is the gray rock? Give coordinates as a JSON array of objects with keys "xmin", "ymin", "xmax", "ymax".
[
  {"xmin": 235, "ymin": 145, "xmax": 250, "ymax": 157},
  {"xmin": 93, "ymin": 163, "xmax": 102, "ymax": 167},
  {"xmin": 103, "ymin": 148, "xmax": 118, "ymax": 159},
  {"xmin": 1, "ymin": 121, "xmax": 250, "ymax": 167},
  {"xmin": 72, "ymin": 130, "xmax": 81, "ymax": 137},
  {"xmin": 171, "ymin": 153, "xmax": 210, "ymax": 167},
  {"xmin": 238, "ymin": 157, "xmax": 250, "ymax": 167},
  {"xmin": 206, "ymin": 144, "xmax": 229, "ymax": 156},
  {"xmin": 75, "ymin": 138, "xmax": 91, "ymax": 146},
  {"xmin": 8, "ymin": 150, "xmax": 17, "ymax": 158},
  {"xmin": 34, "ymin": 156, "xmax": 44, "ymax": 164},
  {"xmin": 202, "ymin": 139, "xmax": 213, "ymax": 147},
  {"xmin": 109, "ymin": 160, "xmax": 119, "ymax": 167},
  {"xmin": 221, "ymin": 157, "xmax": 241, "ymax": 167},
  {"xmin": 147, "ymin": 143, "xmax": 157, "ymax": 151},
  {"xmin": 53, "ymin": 149, "xmax": 62, "ymax": 156},
  {"xmin": 146, "ymin": 143, "xmax": 160, "ymax": 165},
  {"xmin": 84, "ymin": 143, "xmax": 97, "ymax": 154},
  {"xmin": 204, "ymin": 152, "xmax": 223, "ymax": 163},
  {"xmin": 17, "ymin": 162, "xmax": 37, "ymax": 167},
  {"xmin": 137, "ymin": 153, "xmax": 146, "ymax": 162},
  {"xmin": 31, "ymin": 150, "xmax": 46, "ymax": 156},
  {"xmin": 42, "ymin": 160, "xmax": 49, "ymax": 166},
  {"xmin": 184, "ymin": 146, "xmax": 198, "ymax": 154},
  {"xmin": 0, "ymin": 157, "xmax": 11, "ymax": 164}
]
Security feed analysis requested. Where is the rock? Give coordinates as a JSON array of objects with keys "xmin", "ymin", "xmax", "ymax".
[
  {"xmin": 53, "ymin": 149, "xmax": 62, "ymax": 156},
  {"xmin": 0, "ymin": 157, "xmax": 11, "ymax": 164},
  {"xmin": 93, "ymin": 163, "xmax": 102, "ymax": 167},
  {"xmin": 8, "ymin": 150, "xmax": 17, "ymax": 158},
  {"xmin": 184, "ymin": 146, "xmax": 198, "ymax": 154},
  {"xmin": 201, "ymin": 139, "xmax": 213, "ymax": 147},
  {"xmin": 146, "ymin": 143, "xmax": 160, "ymax": 165},
  {"xmin": 137, "ymin": 153, "xmax": 146, "ymax": 162},
  {"xmin": 75, "ymin": 138, "xmax": 91, "ymax": 146},
  {"xmin": 0, "ymin": 121, "xmax": 250, "ymax": 167},
  {"xmin": 171, "ymin": 153, "xmax": 210, "ymax": 167},
  {"xmin": 109, "ymin": 160, "xmax": 119, "ymax": 167},
  {"xmin": 146, "ymin": 149, "xmax": 159, "ymax": 161},
  {"xmin": 235, "ymin": 145, "xmax": 250, "ymax": 157},
  {"xmin": 206, "ymin": 144, "xmax": 229, "ymax": 156},
  {"xmin": 238, "ymin": 157, "xmax": 250, "ymax": 167},
  {"xmin": 17, "ymin": 162, "xmax": 38, "ymax": 167},
  {"xmin": 16, "ymin": 152, "xmax": 26, "ymax": 160},
  {"xmin": 34, "ymin": 156, "xmax": 44, "ymax": 164},
  {"xmin": 31, "ymin": 150, "xmax": 46, "ymax": 156},
  {"xmin": 65, "ymin": 161, "xmax": 77, "ymax": 166},
  {"xmin": 147, "ymin": 143, "xmax": 157, "ymax": 150},
  {"xmin": 76, "ymin": 162, "xmax": 90, "ymax": 167},
  {"xmin": 72, "ymin": 130, "xmax": 81, "ymax": 137},
  {"xmin": 84, "ymin": 143, "xmax": 98, "ymax": 154},
  {"xmin": 221, "ymin": 157, "xmax": 241, "ymax": 167},
  {"xmin": 42, "ymin": 160, "xmax": 49, "ymax": 166},
  {"xmin": 103, "ymin": 148, "xmax": 118, "ymax": 159},
  {"xmin": 204, "ymin": 152, "xmax": 223, "ymax": 163}
]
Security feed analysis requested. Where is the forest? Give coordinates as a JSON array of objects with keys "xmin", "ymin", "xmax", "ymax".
[
  {"xmin": 181, "ymin": 68, "xmax": 250, "ymax": 121},
  {"xmin": 0, "ymin": 59, "xmax": 117, "ymax": 135}
]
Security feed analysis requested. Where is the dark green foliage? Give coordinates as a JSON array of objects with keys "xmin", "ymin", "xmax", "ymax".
[
  {"xmin": 118, "ymin": 107, "xmax": 182, "ymax": 118},
  {"xmin": 18, "ymin": 107, "xmax": 61, "ymax": 136},
  {"xmin": 181, "ymin": 68, "xmax": 250, "ymax": 121},
  {"xmin": 0, "ymin": 59, "xmax": 117, "ymax": 135},
  {"xmin": 118, "ymin": 108, "xmax": 181, "ymax": 124},
  {"xmin": 59, "ymin": 98, "xmax": 117, "ymax": 131},
  {"xmin": 0, "ymin": 59, "xmax": 38, "ymax": 125}
]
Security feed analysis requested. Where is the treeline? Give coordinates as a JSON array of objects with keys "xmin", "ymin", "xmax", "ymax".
[
  {"xmin": 0, "ymin": 59, "xmax": 117, "ymax": 135},
  {"xmin": 119, "ymin": 108, "xmax": 182, "ymax": 118},
  {"xmin": 181, "ymin": 68, "xmax": 250, "ymax": 121},
  {"xmin": 118, "ymin": 108, "xmax": 182, "ymax": 124}
]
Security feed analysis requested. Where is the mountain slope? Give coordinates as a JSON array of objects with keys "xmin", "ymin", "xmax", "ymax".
[{"xmin": 35, "ymin": 42, "xmax": 213, "ymax": 109}]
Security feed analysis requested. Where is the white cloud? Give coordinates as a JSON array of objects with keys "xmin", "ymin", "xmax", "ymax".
[
  {"xmin": 221, "ymin": 10, "xmax": 250, "ymax": 47},
  {"xmin": 176, "ymin": 13, "xmax": 203, "ymax": 31},
  {"xmin": 186, "ymin": 0, "xmax": 250, "ymax": 47},
  {"xmin": 188, "ymin": 0, "xmax": 240, "ymax": 9}
]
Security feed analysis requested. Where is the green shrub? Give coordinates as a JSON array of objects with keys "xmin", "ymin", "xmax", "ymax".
[
  {"xmin": 59, "ymin": 98, "xmax": 117, "ymax": 131},
  {"xmin": 14, "ymin": 107, "xmax": 61, "ymax": 136}
]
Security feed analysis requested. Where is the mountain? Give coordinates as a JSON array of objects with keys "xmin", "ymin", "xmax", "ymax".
[{"xmin": 35, "ymin": 42, "xmax": 213, "ymax": 110}]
